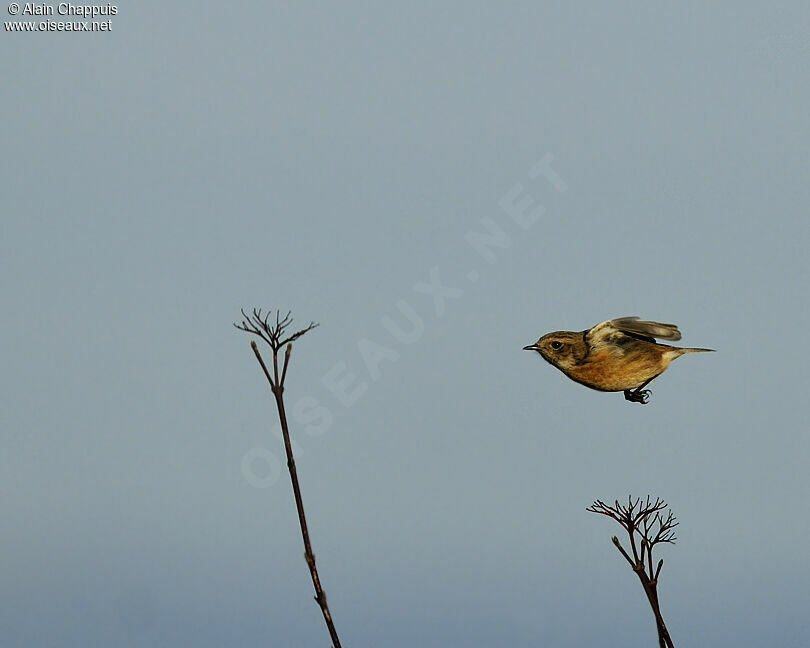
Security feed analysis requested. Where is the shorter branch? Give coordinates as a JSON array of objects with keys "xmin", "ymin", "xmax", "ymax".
[
  {"xmin": 654, "ymin": 558, "xmax": 664, "ymax": 582},
  {"xmin": 280, "ymin": 343, "xmax": 292, "ymax": 387},
  {"xmin": 611, "ymin": 536, "xmax": 636, "ymax": 568},
  {"xmin": 250, "ymin": 340, "xmax": 276, "ymax": 390}
]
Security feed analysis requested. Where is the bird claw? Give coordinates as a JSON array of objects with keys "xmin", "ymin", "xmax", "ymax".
[{"xmin": 624, "ymin": 389, "xmax": 651, "ymax": 404}]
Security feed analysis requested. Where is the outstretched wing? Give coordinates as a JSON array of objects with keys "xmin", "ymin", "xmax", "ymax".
[{"xmin": 586, "ymin": 316, "xmax": 682, "ymax": 347}]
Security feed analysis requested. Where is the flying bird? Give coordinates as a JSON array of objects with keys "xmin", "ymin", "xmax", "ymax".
[{"xmin": 523, "ymin": 317, "xmax": 713, "ymax": 404}]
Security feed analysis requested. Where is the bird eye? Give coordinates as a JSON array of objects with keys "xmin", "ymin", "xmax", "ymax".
[{"xmin": 551, "ymin": 341, "xmax": 563, "ymax": 350}]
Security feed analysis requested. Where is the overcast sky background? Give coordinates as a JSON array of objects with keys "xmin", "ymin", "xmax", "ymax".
[{"xmin": 2, "ymin": 3, "xmax": 809, "ymax": 647}]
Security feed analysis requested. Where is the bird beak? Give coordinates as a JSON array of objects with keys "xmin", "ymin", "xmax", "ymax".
[{"xmin": 523, "ymin": 344, "xmax": 539, "ymax": 351}]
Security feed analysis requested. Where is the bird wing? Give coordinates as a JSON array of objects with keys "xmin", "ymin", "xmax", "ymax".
[{"xmin": 586, "ymin": 317, "xmax": 682, "ymax": 347}]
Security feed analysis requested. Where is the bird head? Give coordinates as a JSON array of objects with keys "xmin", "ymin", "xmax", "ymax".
[{"xmin": 523, "ymin": 331, "xmax": 583, "ymax": 370}]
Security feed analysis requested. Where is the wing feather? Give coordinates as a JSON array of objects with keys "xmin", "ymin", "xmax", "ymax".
[
  {"xmin": 612, "ymin": 316, "xmax": 682, "ymax": 341},
  {"xmin": 585, "ymin": 316, "xmax": 682, "ymax": 347}
]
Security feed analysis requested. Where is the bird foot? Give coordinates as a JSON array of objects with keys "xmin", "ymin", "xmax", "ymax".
[{"xmin": 624, "ymin": 389, "xmax": 651, "ymax": 404}]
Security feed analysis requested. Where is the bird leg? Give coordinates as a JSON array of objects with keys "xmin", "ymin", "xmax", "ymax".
[
  {"xmin": 623, "ymin": 389, "xmax": 651, "ymax": 404},
  {"xmin": 623, "ymin": 377, "xmax": 656, "ymax": 404}
]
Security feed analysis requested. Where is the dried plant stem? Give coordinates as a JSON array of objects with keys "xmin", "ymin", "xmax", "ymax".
[
  {"xmin": 236, "ymin": 309, "xmax": 341, "ymax": 648},
  {"xmin": 588, "ymin": 496, "xmax": 677, "ymax": 648},
  {"xmin": 611, "ymin": 535, "xmax": 673, "ymax": 648},
  {"xmin": 252, "ymin": 343, "xmax": 341, "ymax": 647}
]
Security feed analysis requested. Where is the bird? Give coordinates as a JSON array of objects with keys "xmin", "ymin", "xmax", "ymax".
[{"xmin": 523, "ymin": 316, "xmax": 714, "ymax": 404}]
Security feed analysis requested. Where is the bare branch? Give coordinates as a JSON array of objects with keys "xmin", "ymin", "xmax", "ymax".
[
  {"xmin": 234, "ymin": 307, "xmax": 319, "ymax": 362},
  {"xmin": 237, "ymin": 309, "xmax": 340, "ymax": 648},
  {"xmin": 250, "ymin": 340, "xmax": 276, "ymax": 390},
  {"xmin": 654, "ymin": 558, "xmax": 664, "ymax": 582},
  {"xmin": 589, "ymin": 495, "xmax": 677, "ymax": 648},
  {"xmin": 280, "ymin": 343, "xmax": 292, "ymax": 387},
  {"xmin": 611, "ymin": 536, "xmax": 636, "ymax": 568}
]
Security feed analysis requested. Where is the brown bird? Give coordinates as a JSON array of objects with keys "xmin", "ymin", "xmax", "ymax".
[{"xmin": 523, "ymin": 317, "xmax": 713, "ymax": 404}]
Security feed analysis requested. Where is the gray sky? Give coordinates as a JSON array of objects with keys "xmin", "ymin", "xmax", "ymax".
[{"xmin": 2, "ymin": 3, "xmax": 809, "ymax": 647}]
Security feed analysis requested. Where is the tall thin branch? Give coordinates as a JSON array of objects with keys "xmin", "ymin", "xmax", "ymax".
[
  {"xmin": 588, "ymin": 496, "xmax": 678, "ymax": 648},
  {"xmin": 236, "ymin": 309, "xmax": 341, "ymax": 648}
]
